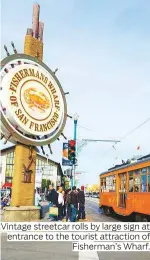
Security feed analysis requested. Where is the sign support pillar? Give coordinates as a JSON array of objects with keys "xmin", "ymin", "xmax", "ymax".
[{"xmin": 11, "ymin": 4, "xmax": 43, "ymax": 208}]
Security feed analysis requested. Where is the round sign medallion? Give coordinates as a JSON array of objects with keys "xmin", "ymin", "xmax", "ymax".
[{"xmin": 0, "ymin": 54, "xmax": 67, "ymax": 146}]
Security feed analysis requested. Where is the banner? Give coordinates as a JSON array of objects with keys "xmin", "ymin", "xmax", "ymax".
[{"xmin": 62, "ymin": 143, "xmax": 72, "ymax": 166}]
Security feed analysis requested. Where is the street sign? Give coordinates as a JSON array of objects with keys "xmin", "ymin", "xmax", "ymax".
[{"xmin": 62, "ymin": 143, "xmax": 72, "ymax": 166}]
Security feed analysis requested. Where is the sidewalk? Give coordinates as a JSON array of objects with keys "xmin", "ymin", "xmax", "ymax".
[
  {"xmin": 1, "ymin": 207, "xmax": 93, "ymax": 222},
  {"xmin": 41, "ymin": 211, "xmax": 94, "ymax": 222}
]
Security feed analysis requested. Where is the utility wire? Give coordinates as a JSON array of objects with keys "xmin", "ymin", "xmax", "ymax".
[
  {"xmin": 119, "ymin": 117, "xmax": 150, "ymax": 141},
  {"xmin": 102, "ymin": 117, "xmax": 150, "ymax": 159},
  {"xmin": 77, "ymin": 124, "xmax": 92, "ymax": 131}
]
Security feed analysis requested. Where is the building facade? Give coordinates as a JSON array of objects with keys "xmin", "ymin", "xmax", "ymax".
[{"xmin": 0, "ymin": 146, "xmax": 63, "ymax": 190}]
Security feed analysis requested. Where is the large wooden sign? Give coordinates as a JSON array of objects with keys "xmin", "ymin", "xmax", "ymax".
[{"xmin": 0, "ymin": 54, "xmax": 67, "ymax": 146}]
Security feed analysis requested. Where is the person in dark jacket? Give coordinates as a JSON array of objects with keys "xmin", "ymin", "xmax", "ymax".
[
  {"xmin": 46, "ymin": 184, "xmax": 58, "ymax": 206},
  {"xmin": 66, "ymin": 189, "xmax": 71, "ymax": 221},
  {"xmin": 78, "ymin": 186, "xmax": 86, "ymax": 220},
  {"xmin": 70, "ymin": 186, "xmax": 78, "ymax": 222},
  {"xmin": 46, "ymin": 184, "xmax": 58, "ymax": 220}
]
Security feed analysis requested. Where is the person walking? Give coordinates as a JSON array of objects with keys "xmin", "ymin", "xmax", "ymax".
[
  {"xmin": 66, "ymin": 189, "xmax": 71, "ymax": 222},
  {"xmin": 57, "ymin": 186, "xmax": 64, "ymax": 221},
  {"xmin": 46, "ymin": 184, "xmax": 58, "ymax": 220},
  {"xmin": 70, "ymin": 186, "xmax": 78, "ymax": 222},
  {"xmin": 1, "ymin": 193, "xmax": 8, "ymax": 209},
  {"xmin": 62, "ymin": 189, "xmax": 67, "ymax": 218},
  {"xmin": 78, "ymin": 186, "xmax": 86, "ymax": 220}
]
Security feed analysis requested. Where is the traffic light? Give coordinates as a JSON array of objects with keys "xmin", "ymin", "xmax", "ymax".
[{"xmin": 68, "ymin": 140, "xmax": 76, "ymax": 165}]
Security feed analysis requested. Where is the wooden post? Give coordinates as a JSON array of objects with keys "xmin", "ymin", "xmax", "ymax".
[
  {"xmin": 11, "ymin": 4, "xmax": 44, "ymax": 207},
  {"xmin": 11, "ymin": 145, "xmax": 36, "ymax": 206}
]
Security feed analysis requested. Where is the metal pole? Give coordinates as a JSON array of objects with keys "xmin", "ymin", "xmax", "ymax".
[
  {"xmin": 70, "ymin": 167, "xmax": 73, "ymax": 189},
  {"xmin": 74, "ymin": 119, "xmax": 78, "ymax": 187}
]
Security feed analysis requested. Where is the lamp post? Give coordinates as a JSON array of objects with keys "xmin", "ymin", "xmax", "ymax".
[{"xmin": 73, "ymin": 113, "xmax": 79, "ymax": 187}]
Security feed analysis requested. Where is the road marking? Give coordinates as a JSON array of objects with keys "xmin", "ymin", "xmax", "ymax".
[{"xmin": 79, "ymin": 251, "xmax": 99, "ymax": 260}]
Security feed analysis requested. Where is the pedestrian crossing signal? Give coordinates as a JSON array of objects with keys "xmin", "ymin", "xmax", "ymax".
[{"xmin": 68, "ymin": 140, "xmax": 76, "ymax": 165}]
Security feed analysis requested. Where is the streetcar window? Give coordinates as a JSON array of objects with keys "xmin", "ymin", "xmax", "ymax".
[
  {"xmin": 106, "ymin": 177, "xmax": 110, "ymax": 192},
  {"xmin": 135, "ymin": 169, "xmax": 141, "ymax": 175},
  {"xmin": 129, "ymin": 171, "xmax": 133, "ymax": 177},
  {"xmin": 112, "ymin": 175, "xmax": 116, "ymax": 191},
  {"xmin": 134, "ymin": 175, "xmax": 141, "ymax": 192},
  {"xmin": 148, "ymin": 175, "xmax": 150, "ymax": 192},
  {"xmin": 129, "ymin": 171, "xmax": 133, "ymax": 192},
  {"xmin": 141, "ymin": 175, "xmax": 147, "ymax": 192},
  {"xmin": 129, "ymin": 176, "xmax": 134, "ymax": 192},
  {"xmin": 142, "ymin": 168, "xmax": 147, "ymax": 174},
  {"xmin": 101, "ymin": 178, "xmax": 106, "ymax": 192},
  {"xmin": 148, "ymin": 167, "xmax": 150, "ymax": 173},
  {"xmin": 101, "ymin": 176, "xmax": 116, "ymax": 192}
]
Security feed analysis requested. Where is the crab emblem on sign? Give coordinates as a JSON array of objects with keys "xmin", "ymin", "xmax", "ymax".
[{"xmin": 24, "ymin": 88, "xmax": 51, "ymax": 112}]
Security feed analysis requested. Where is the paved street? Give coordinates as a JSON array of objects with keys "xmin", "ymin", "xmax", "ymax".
[{"xmin": 1, "ymin": 198, "xmax": 150, "ymax": 260}]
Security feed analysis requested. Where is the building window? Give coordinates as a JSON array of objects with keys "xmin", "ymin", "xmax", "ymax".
[
  {"xmin": 41, "ymin": 161, "xmax": 44, "ymax": 166},
  {"xmin": 5, "ymin": 152, "xmax": 14, "ymax": 181},
  {"xmin": 5, "ymin": 177, "xmax": 12, "ymax": 183}
]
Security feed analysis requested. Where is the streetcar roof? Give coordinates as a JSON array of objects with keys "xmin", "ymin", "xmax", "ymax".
[{"xmin": 100, "ymin": 154, "xmax": 150, "ymax": 176}]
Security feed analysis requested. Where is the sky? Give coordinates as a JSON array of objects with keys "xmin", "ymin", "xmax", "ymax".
[{"xmin": 1, "ymin": 0, "xmax": 150, "ymax": 186}]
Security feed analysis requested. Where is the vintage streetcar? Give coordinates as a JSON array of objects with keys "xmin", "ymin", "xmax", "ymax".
[{"xmin": 99, "ymin": 154, "xmax": 150, "ymax": 221}]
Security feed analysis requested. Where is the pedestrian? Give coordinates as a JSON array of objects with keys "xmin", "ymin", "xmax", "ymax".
[
  {"xmin": 78, "ymin": 186, "xmax": 86, "ymax": 220},
  {"xmin": 46, "ymin": 184, "xmax": 58, "ymax": 220},
  {"xmin": 62, "ymin": 189, "xmax": 67, "ymax": 218},
  {"xmin": 66, "ymin": 189, "xmax": 71, "ymax": 222},
  {"xmin": 34, "ymin": 189, "xmax": 42, "ymax": 206},
  {"xmin": 70, "ymin": 186, "xmax": 78, "ymax": 222},
  {"xmin": 57, "ymin": 186, "xmax": 64, "ymax": 221},
  {"xmin": 1, "ymin": 193, "xmax": 8, "ymax": 209},
  {"xmin": 35, "ymin": 189, "xmax": 44, "ymax": 219}
]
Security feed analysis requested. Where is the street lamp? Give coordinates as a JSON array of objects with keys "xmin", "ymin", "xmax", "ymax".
[{"xmin": 73, "ymin": 113, "xmax": 79, "ymax": 187}]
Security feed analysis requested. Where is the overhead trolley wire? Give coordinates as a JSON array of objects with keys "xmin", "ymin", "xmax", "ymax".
[
  {"xmin": 101, "ymin": 117, "xmax": 150, "ymax": 159},
  {"xmin": 119, "ymin": 117, "xmax": 150, "ymax": 142}
]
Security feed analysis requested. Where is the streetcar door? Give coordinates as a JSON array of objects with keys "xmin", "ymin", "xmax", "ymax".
[{"xmin": 118, "ymin": 173, "xmax": 127, "ymax": 208}]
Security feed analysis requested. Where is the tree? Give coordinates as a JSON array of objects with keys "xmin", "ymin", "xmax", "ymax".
[
  {"xmin": 41, "ymin": 179, "xmax": 51, "ymax": 193},
  {"xmin": 46, "ymin": 180, "xmax": 51, "ymax": 190},
  {"xmin": 86, "ymin": 184, "xmax": 100, "ymax": 192},
  {"xmin": 92, "ymin": 184, "xmax": 100, "ymax": 192}
]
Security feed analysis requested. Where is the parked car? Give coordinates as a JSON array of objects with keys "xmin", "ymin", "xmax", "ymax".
[
  {"xmin": 92, "ymin": 192, "xmax": 100, "ymax": 198},
  {"xmin": 85, "ymin": 192, "xmax": 92, "ymax": 197},
  {"xmin": 92, "ymin": 192, "xmax": 97, "ymax": 198}
]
